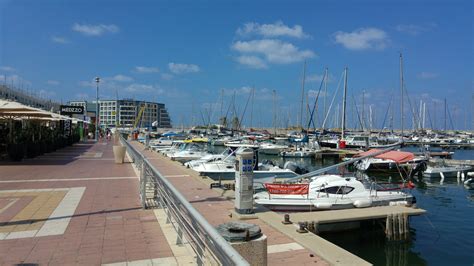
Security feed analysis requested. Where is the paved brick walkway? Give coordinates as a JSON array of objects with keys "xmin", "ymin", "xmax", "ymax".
[
  {"xmin": 131, "ymin": 141, "xmax": 328, "ymax": 266},
  {"xmin": 0, "ymin": 140, "xmax": 174, "ymax": 266}
]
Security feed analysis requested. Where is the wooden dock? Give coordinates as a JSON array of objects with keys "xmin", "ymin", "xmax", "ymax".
[
  {"xmin": 315, "ymin": 148, "xmax": 361, "ymax": 160},
  {"xmin": 444, "ymin": 159, "xmax": 474, "ymax": 166}
]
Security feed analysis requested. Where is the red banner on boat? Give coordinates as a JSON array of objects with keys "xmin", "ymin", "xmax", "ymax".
[{"xmin": 264, "ymin": 183, "xmax": 309, "ymax": 195}]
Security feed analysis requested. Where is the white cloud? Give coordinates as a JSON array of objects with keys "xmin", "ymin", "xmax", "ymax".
[
  {"xmin": 79, "ymin": 80, "xmax": 94, "ymax": 87},
  {"xmin": 38, "ymin": 89, "xmax": 56, "ymax": 98},
  {"xmin": 307, "ymin": 73, "xmax": 334, "ymax": 83},
  {"xmin": 418, "ymin": 72, "xmax": 438, "ymax": 79},
  {"xmin": 74, "ymin": 93, "xmax": 89, "ymax": 100},
  {"xmin": 72, "ymin": 23, "xmax": 119, "ymax": 36},
  {"xmin": 232, "ymin": 39, "xmax": 315, "ymax": 64},
  {"xmin": 221, "ymin": 86, "xmax": 277, "ymax": 101},
  {"xmin": 134, "ymin": 66, "xmax": 160, "ymax": 73},
  {"xmin": 108, "ymin": 74, "xmax": 133, "ymax": 82},
  {"xmin": 47, "ymin": 80, "xmax": 60, "ymax": 85},
  {"xmin": 125, "ymin": 83, "xmax": 164, "ymax": 94},
  {"xmin": 396, "ymin": 23, "xmax": 436, "ymax": 35},
  {"xmin": 168, "ymin": 63, "xmax": 200, "ymax": 74},
  {"xmin": 51, "ymin": 36, "xmax": 69, "ymax": 44},
  {"xmin": 333, "ymin": 28, "xmax": 389, "ymax": 50},
  {"xmin": 237, "ymin": 21, "xmax": 310, "ymax": 39},
  {"xmin": 161, "ymin": 73, "xmax": 174, "ymax": 80},
  {"xmin": 0, "ymin": 66, "xmax": 15, "ymax": 72},
  {"xmin": 235, "ymin": 56, "xmax": 267, "ymax": 69},
  {"xmin": 4, "ymin": 75, "xmax": 31, "ymax": 86}
]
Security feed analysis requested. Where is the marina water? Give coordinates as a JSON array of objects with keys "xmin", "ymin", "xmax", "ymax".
[{"xmin": 213, "ymin": 145, "xmax": 474, "ymax": 265}]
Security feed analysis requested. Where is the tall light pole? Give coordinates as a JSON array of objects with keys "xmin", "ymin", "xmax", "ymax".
[{"xmin": 95, "ymin": 77, "xmax": 100, "ymax": 141}]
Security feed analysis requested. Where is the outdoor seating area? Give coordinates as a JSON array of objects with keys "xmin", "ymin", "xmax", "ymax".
[{"xmin": 0, "ymin": 99, "xmax": 90, "ymax": 161}]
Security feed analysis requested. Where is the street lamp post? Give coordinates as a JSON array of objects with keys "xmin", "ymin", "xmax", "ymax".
[{"xmin": 95, "ymin": 77, "xmax": 100, "ymax": 141}]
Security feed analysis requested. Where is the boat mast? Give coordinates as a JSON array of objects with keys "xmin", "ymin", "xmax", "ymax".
[
  {"xmin": 299, "ymin": 61, "xmax": 307, "ymax": 131},
  {"xmin": 399, "ymin": 53, "xmax": 404, "ymax": 140},
  {"xmin": 362, "ymin": 90, "xmax": 365, "ymax": 131},
  {"xmin": 324, "ymin": 67, "xmax": 328, "ymax": 128},
  {"xmin": 220, "ymin": 89, "xmax": 224, "ymax": 124},
  {"xmin": 272, "ymin": 90, "xmax": 277, "ymax": 136},
  {"xmin": 444, "ymin": 98, "xmax": 447, "ymax": 132},
  {"xmin": 250, "ymin": 87, "xmax": 255, "ymax": 129},
  {"xmin": 341, "ymin": 67, "xmax": 348, "ymax": 140}
]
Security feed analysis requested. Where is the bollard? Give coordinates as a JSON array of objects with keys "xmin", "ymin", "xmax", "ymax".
[
  {"xmin": 297, "ymin": 222, "xmax": 308, "ymax": 233},
  {"xmin": 282, "ymin": 214, "xmax": 292, "ymax": 224},
  {"xmin": 216, "ymin": 222, "xmax": 267, "ymax": 266},
  {"xmin": 307, "ymin": 221, "xmax": 316, "ymax": 233}
]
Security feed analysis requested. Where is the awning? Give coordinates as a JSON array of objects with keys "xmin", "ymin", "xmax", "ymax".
[
  {"xmin": 355, "ymin": 149, "xmax": 415, "ymax": 163},
  {"xmin": 0, "ymin": 99, "xmax": 68, "ymax": 121}
]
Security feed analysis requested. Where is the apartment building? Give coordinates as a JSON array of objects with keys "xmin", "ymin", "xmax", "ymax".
[{"xmin": 69, "ymin": 99, "xmax": 172, "ymax": 128}]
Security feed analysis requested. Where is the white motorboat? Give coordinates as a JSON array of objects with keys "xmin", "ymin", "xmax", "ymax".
[
  {"xmin": 423, "ymin": 165, "xmax": 472, "ymax": 177},
  {"xmin": 183, "ymin": 148, "xmax": 231, "ymax": 168},
  {"xmin": 280, "ymin": 147, "xmax": 317, "ymax": 158},
  {"xmin": 354, "ymin": 149, "xmax": 427, "ymax": 172},
  {"xmin": 254, "ymin": 174, "xmax": 415, "ymax": 211},
  {"xmin": 160, "ymin": 141, "xmax": 186, "ymax": 156},
  {"xmin": 189, "ymin": 147, "xmax": 297, "ymax": 180},
  {"xmin": 168, "ymin": 142, "xmax": 209, "ymax": 163},
  {"xmin": 259, "ymin": 142, "xmax": 289, "ymax": 155}
]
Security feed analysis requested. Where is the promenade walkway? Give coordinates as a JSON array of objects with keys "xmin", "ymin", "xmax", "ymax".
[
  {"xmin": 0, "ymin": 140, "xmax": 183, "ymax": 266},
  {"xmin": 130, "ymin": 141, "xmax": 329, "ymax": 266}
]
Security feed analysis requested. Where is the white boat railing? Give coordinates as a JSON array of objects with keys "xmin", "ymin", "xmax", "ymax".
[{"xmin": 119, "ymin": 133, "xmax": 249, "ymax": 266}]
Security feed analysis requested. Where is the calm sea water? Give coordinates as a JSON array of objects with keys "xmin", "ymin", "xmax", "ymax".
[{"xmin": 212, "ymin": 145, "xmax": 474, "ymax": 265}]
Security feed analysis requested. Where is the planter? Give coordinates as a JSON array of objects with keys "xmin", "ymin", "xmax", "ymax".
[
  {"xmin": 7, "ymin": 144, "xmax": 24, "ymax": 161},
  {"xmin": 26, "ymin": 143, "xmax": 40, "ymax": 158},
  {"xmin": 113, "ymin": 145, "xmax": 126, "ymax": 164}
]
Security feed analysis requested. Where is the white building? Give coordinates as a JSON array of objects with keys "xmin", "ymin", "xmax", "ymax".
[{"xmin": 69, "ymin": 99, "xmax": 172, "ymax": 128}]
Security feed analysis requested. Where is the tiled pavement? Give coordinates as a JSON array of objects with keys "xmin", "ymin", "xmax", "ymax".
[
  {"xmin": 0, "ymin": 140, "xmax": 176, "ymax": 266},
  {"xmin": 130, "ymin": 141, "xmax": 329, "ymax": 266}
]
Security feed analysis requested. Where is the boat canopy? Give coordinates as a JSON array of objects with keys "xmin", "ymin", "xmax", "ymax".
[{"xmin": 355, "ymin": 149, "xmax": 415, "ymax": 163}]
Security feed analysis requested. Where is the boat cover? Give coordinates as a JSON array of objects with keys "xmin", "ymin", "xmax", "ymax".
[
  {"xmin": 355, "ymin": 149, "xmax": 415, "ymax": 163},
  {"xmin": 264, "ymin": 183, "xmax": 309, "ymax": 194}
]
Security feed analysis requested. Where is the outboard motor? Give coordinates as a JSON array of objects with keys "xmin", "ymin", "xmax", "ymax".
[
  {"xmin": 260, "ymin": 159, "xmax": 275, "ymax": 166},
  {"xmin": 284, "ymin": 161, "xmax": 309, "ymax": 175}
]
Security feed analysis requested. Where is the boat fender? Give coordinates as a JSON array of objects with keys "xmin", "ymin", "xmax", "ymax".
[
  {"xmin": 314, "ymin": 202, "xmax": 332, "ymax": 209},
  {"xmin": 353, "ymin": 199, "xmax": 372, "ymax": 208}
]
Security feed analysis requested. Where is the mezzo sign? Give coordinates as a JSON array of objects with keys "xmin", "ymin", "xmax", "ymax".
[{"xmin": 60, "ymin": 105, "xmax": 84, "ymax": 115}]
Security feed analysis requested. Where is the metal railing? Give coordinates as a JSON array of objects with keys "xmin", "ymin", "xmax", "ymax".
[{"xmin": 119, "ymin": 134, "xmax": 249, "ymax": 266}]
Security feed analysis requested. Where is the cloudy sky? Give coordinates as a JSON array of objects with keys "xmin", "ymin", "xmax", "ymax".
[{"xmin": 0, "ymin": 0, "xmax": 472, "ymax": 129}]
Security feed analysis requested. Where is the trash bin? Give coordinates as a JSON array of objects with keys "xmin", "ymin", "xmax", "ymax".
[
  {"xmin": 216, "ymin": 221, "xmax": 267, "ymax": 265},
  {"xmin": 113, "ymin": 145, "xmax": 126, "ymax": 164}
]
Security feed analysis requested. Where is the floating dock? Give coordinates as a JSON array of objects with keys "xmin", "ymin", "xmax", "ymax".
[{"xmin": 288, "ymin": 205, "xmax": 425, "ymax": 233}]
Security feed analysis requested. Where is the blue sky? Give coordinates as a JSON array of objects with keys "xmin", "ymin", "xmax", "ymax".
[{"xmin": 1, "ymin": 0, "xmax": 472, "ymax": 129}]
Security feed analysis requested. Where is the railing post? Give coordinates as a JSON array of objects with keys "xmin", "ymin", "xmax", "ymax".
[
  {"xmin": 140, "ymin": 162, "xmax": 147, "ymax": 209},
  {"xmin": 176, "ymin": 226, "xmax": 183, "ymax": 245}
]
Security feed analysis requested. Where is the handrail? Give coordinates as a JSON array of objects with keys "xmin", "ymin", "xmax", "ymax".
[{"xmin": 119, "ymin": 133, "xmax": 249, "ymax": 266}]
